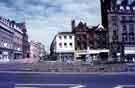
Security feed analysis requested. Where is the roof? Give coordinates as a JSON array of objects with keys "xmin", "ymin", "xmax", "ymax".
[{"xmin": 58, "ymin": 32, "xmax": 73, "ymax": 35}]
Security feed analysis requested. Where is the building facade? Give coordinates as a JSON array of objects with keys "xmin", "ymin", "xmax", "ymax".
[
  {"xmin": 72, "ymin": 20, "xmax": 109, "ymax": 63},
  {"xmin": 30, "ymin": 41, "xmax": 46, "ymax": 62},
  {"xmin": 101, "ymin": 0, "xmax": 135, "ymax": 62},
  {"xmin": 17, "ymin": 23, "xmax": 30, "ymax": 58},
  {"xmin": 11, "ymin": 21, "xmax": 23, "ymax": 59},
  {"xmin": 0, "ymin": 17, "xmax": 14, "ymax": 61},
  {"xmin": 0, "ymin": 16, "xmax": 28, "ymax": 61},
  {"xmin": 50, "ymin": 32, "xmax": 75, "ymax": 63}
]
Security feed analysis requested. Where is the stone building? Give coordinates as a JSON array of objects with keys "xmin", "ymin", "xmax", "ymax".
[
  {"xmin": 100, "ymin": 0, "xmax": 135, "ymax": 62},
  {"xmin": 10, "ymin": 21, "xmax": 23, "ymax": 59},
  {"xmin": 0, "ymin": 17, "xmax": 14, "ymax": 61},
  {"xmin": 17, "ymin": 22, "xmax": 30, "ymax": 58},
  {"xmin": 0, "ymin": 16, "xmax": 29, "ymax": 61},
  {"xmin": 72, "ymin": 20, "xmax": 109, "ymax": 63}
]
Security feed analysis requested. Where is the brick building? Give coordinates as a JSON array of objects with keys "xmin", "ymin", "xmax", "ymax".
[{"xmin": 72, "ymin": 20, "xmax": 109, "ymax": 63}]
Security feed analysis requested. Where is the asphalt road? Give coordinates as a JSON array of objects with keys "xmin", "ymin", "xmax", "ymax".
[{"xmin": 0, "ymin": 72, "xmax": 135, "ymax": 88}]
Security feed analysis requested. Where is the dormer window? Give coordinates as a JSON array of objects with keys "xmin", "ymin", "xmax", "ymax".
[
  {"xmin": 133, "ymin": 6, "xmax": 135, "ymax": 10},
  {"xmin": 126, "ymin": 6, "xmax": 130, "ymax": 11},
  {"xmin": 120, "ymin": 6, "xmax": 124, "ymax": 10}
]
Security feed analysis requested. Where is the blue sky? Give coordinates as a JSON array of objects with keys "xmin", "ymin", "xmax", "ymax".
[{"xmin": 0, "ymin": 0, "xmax": 101, "ymax": 51}]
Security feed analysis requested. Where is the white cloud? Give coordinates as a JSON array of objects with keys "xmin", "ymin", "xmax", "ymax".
[{"xmin": 0, "ymin": 0, "xmax": 101, "ymax": 52}]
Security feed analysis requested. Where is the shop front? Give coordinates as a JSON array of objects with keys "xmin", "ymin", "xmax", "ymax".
[
  {"xmin": 124, "ymin": 46, "xmax": 135, "ymax": 62},
  {"xmin": 14, "ymin": 51, "xmax": 23, "ymax": 59},
  {"xmin": 75, "ymin": 49, "xmax": 109, "ymax": 64},
  {"xmin": 0, "ymin": 48, "xmax": 14, "ymax": 62}
]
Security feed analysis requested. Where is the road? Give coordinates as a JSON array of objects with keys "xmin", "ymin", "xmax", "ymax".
[{"xmin": 0, "ymin": 72, "xmax": 134, "ymax": 88}]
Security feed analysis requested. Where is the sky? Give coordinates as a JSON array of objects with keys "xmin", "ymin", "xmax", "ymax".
[{"xmin": 0, "ymin": 0, "xmax": 101, "ymax": 51}]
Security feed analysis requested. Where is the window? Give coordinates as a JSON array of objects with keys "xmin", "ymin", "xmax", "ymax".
[
  {"xmin": 132, "ymin": 36, "xmax": 134, "ymax": 41},
  {"xmin": 129, "ymin": 16, "xmax": 134, "ymax": 21},
  {"xmin": 111, "ymin": 16, "xmax": 117, "ymax": 21},
  {"xmin": 121, "ymin": 16, "xmax": 126, "ymax": 21},
  {"xmin": 64, "ymin": 36, "xmax": 67, "ymax": 39},
  {"xmin": 59, "ymin": 36, "xmax": 62, "ymax": 39},
  {"xmin": 69, "ymin": 36, "xmax": 72, "ymax": 39},
  {"xmin": 113, "ymin": 30, "xmax": 117, "ymax": 40},
  {"xmin": 129, "ymin": 24, "xmax": 134, "ymax": 33},
  {"xmin": 129, "ymin": 35, "xmax": 134, "ymax": 41},
  {"xmin": 69, "ymin": 43, "xmax": 72, "ymax": 47},
  {"xmin": 122, "ymin": 25, "xmax": 127, "ymax": 33},
  {"xmin": 64, "ymin": 43, "xmax": 67, "ymax": 47},
  {"xmin": 59, "ymin": 43, "xmax": 62, "ymax": 48},
  {"xmin": 122, "ymin": 35, "xmax": 127, "ymax": 42}
]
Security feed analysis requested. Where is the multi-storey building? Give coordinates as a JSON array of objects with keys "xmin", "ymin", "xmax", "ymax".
[
  {"xmin": 30, "ymin": 41, "xmax": 46, "ymax": 62},
  {"xmin": 11, "ymin": 21, "xmax": 23, "ymax": 59},
  {"xmin": 0, "ymin": 16, "xmax": 29, "ymax": 61},
  {"xmin": 39, "ymin": 44, "xmax": 46, "ymax": 60},
  {"xmin": 17, "ymin": 23, "xmax": 30, "ymax": 58},
  {"xmin": 72, "ymin": 20, "xmax": 109, "ymax": 63},
  {"xmin": 100, "ymin": 0, "xmax": 135, "ymax": 62},
  {"xmin": 0, "ymin": 17, "xmax": 14, "ymax": 61},
  {"xmin": 50, "ymin": 32, "xmax": 75, "ymax": 63}
]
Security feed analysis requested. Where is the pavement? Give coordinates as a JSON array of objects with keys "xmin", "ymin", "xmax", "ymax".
[
  {"xmin": 0, "ymin": 71, "xmax": 135, "ymax": 88},
  {"xmin": 0, "ymin": 62, "xmax": 130, "ymax": 72}
]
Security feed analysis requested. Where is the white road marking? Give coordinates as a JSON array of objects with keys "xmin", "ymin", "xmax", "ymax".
[
  {"xmin": 70, "ymin": 85, "xmax": 86, "ymax": 88},
  {"xmin": 114, "ymin": 85, "xmax": 135, "ymax": 88},
  {"xmin": 15, "ymin": 87, "xmax": 39, "ymax": 88},
  {"xmin": 16, "ymin": 83, "xmax": 80, "ymax": 86},
  {"xmin": 15, "ymin": 83, "xmax": 86, "ymax": 88}
]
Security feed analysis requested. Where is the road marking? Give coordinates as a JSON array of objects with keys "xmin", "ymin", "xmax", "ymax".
[
  {"xmin": 15, "ymin": 87, "xmax": 39, "ymax": 88},
  {"xmin": 16, "ymin": 83, "xmax": 80, "ymax": 86},
  {"xmin": 114, "ymin": 85, "xmax": 135, "ymax": 88},
  {"xmin": 70, "ymin": 85, "xmax": 86, "ymax": 88},
  {"xmin": 15, "ymin": 83, "xmax": 86, "ymax": 88}
]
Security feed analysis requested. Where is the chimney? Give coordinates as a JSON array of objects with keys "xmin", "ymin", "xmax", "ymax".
[{"xmin": 71, "ymin": 20, "xmax": 75, "ymax": 31}]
